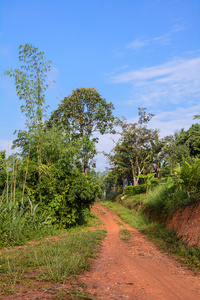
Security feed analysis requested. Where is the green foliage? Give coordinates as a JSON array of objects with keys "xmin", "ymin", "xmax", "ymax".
[
  {"xmin": 4, "ymin": 44, "xmax": 52, "ymax": 127},
  {"xmin": 144, "ymin": 182, "xmax": 182, "ymax": 218},
  {"xmin": 0, "ymin": 195, "xmax": 52, "ymax": 248},
  {"xmin": 50, "ymin": 87, "xmax": 115, "ymax": 137},
  {"xmin": 125, "ymin": 184, "xmax": 146, "ymax": 196},
  {"xmin": 180, "ymin": 158, "xmax": 200, "ymax": 198},
  {"xmin": 144, "ymin": 178, "xmax": 199, "ymax": 220},
  {"xmin": 164, "ymin": 124, "xmax": 200, "ymax": 168},
  {"xmin": 49, "ymin": 87, "xmax": 115, "ymax": 174},
  {"xmin": 119, "ymin": 193, "xmax": 146, "ymax": 212},
  {"xmin": 138, "ymin": 173, "xmax": 159, "ymax": 193},
  {"xmin": 4, "ymin": 45, "xmax": 107, "ymax": 234},
  {"xmin": 0, "ymin": 229, "xmax": 106, "ymax": 286},
  {"xmin": 176, "ymin": 124, "xmax": 200, "ymax": 157},
  {"xmin": 11, "ymin": 125, "xmax": 99, "ymax": 228},
  {"xmin": 87, "ymin": 169, "xmax": 105, "ymax": 200},
  {"xmin": 50, "ymin": 172, "xmax": 97, "ymax": 227},
  {"xmin": 108, "ymin": 108, "xmax": 163, "ymax": 188},
  {"xmin": 126, "ymin": 157, "xmax": 200, "ymax": 220}
]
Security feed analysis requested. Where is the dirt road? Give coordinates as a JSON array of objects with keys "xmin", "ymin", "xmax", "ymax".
[{"xmin": 79, "ymin": 203, "xmax": 200, "ymax": 299}]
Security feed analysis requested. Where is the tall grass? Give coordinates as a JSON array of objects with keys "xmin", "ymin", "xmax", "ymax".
[
  {"xmin": 0, "ymin": 149, "xmax": 56, "ymax": 248},
  {"xmin": 0, "ymin": 194, "xmax": 52, "ymax": 248},
  {"xmin": 0, "ymin": 229, "xmax": 106, "ymax": 293},
  {"xmin": 145, "ymin": 182, "xmax": 189, "ymax": 219}
]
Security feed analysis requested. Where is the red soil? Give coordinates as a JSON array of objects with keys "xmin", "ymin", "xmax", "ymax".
[
  {"xmin": 166, "ymin": 202, "xmax": 200, "ymax": 247},
  {"xmin": 78, "ymin": 203, "xmax": 200, "ymax": 299}
]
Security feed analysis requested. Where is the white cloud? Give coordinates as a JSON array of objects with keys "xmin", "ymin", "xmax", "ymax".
[
  {"xmin": 126, "ymin": 23, "xmax": 186, "ymax": 51},
  {"xmin": 126, "ymin": 39, "xmax": 149, "ymax": 50},
  {"xmin": 94, "ymin": 132, "xmax": 120, "ymax": 170},
  {"xmin": 128, "ymin": 105, "xmax": 200, "ymax": 138},
  {"xmin": 153, "ymin": 33, "xmax": 171, "ymax": 45},
  {"xmin": 171, "ymin": 23, "xmax": 186, "ymax": 33},
  {"xmin": 111, "ymin": 56, "xmax": 200, "ymax": 106},
  {"xmin": 105, "ymin": 65, "xmax": 130, "ymax": 76}
]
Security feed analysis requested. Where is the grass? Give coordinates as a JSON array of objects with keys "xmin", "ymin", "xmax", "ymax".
[
  {"xmin": 53, "ymin": 287, "xmax": 97, "ymax": 299},
  {"xmin": 122, "ymin": 194, "xmax": 145, "ymax": 211},
  {"xmin": 119, "ymin": 228, "xmax": 132, "ymax": 242},
  {"xmin": 144, "ymin": 183, "xmax": 189, "ymax": 218},
  {"xmin": 100, "ymin": 200, "xmax": 200, "ymax": 272},
  {"xmin": 0, "ymin": 229, "xmax": 106, "ymax": 295},
  {"xmin": 114, "ymin": 219, "xmax": 124, "ymax": 226},
  {"xmin": 97, "ymin": 209, "xmax": 106, "ymax": 216},
  {"xmin": 82, "ymin": 210, "xmax": 105, "ymax": 227}
]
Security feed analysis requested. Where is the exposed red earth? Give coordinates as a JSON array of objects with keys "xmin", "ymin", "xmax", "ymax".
[
  {"xmin": 78, "ymin": 203, "xmax": 200, "ymax": 300},
  {"xmin": 166, "ymin": 202, "xmax": 200, "ymax": 247},
  {"xmin": 0, "ymin": 202, "xmax": 200, "ymax": 299}
]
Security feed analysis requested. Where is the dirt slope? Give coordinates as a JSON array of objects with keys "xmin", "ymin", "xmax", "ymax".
[
  {"xmin": 166, "ymin": 202, "xmax": 200, "ymax": 247},
  {"xmin": 79, "ymin": 203, "xmax": 200, "ymax": 300}
]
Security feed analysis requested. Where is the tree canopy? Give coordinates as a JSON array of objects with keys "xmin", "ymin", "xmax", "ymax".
[
  {"xmin": 49, "ymin": 87, "xmax": 115, "ymax": 174},
  {"xmin": 108, "ymin": 108, "xmax": 163, "ymax": 187},
  {"xmin": 50, "ymin": 87, "xmax": 115, "ymax": 138}
]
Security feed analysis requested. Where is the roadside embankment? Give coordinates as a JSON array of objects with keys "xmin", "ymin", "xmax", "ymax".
[{"xmin": 166, "ymin": 202, "xmax": 200, "ymax": 247}]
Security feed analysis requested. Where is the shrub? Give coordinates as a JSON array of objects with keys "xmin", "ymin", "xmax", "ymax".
[
  {"xmin": 180, "ymin": 158, "xmax": 200, "ymax": 200},
  {"xmin": 125, "ymin": 184, "xmax": 146, "ymax": 196},
  {"xmin": 122, "ymin": 194, "xmax": 145, "ymax": 211},
  {"xmin": 48, "ymin": 172, "xmax": 97, "ymax": 228}
]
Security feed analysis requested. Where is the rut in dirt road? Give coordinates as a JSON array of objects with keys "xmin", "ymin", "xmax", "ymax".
[{"xmin": 79, "ymin": 203, "xmax": 200, "ymax": 300}]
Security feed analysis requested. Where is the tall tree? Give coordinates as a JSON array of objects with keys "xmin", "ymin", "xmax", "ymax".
[
  {"xmin": 163, "ymin": 124, "xmax": 200, "ymax": 170},
  {"xmin": 175, "ymin": 124, "xmax": 200, "ymax": 157},
  {"xmin": 5, "ymin": 44, "xmax": 52, "ymax": 128},
  {"xmin": 109, "ymin": 108, "xmax": 162, "ymax": 187},
  {"xmin": 49, "ymin": 87, "xmax": 115, "ymax": 174}
]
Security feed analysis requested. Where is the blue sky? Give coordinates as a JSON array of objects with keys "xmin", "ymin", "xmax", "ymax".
[{"xmin": 1, "ymin": 0, "xmax": 200, "ymax": 169}]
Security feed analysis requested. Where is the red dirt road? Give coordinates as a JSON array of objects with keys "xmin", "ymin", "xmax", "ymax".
[{"xmin": 79, "ymin": 203, "xmax": 200, "ymax": 300}]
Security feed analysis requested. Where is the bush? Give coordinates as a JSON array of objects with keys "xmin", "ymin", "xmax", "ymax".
[
  {"xmin": 180, "ymin": 158, "xmax": 200, "ymax": 200},
  {"xmin": 122, "ymin": 194, "xmax": 145, "ymax": 211},
  {"xmin": 125, "ymin": 184, "xmax": 146, "ymax": 196},
  {"xmin": 48, "ymin": 172, "xmax": 97, "ymax": 228}
]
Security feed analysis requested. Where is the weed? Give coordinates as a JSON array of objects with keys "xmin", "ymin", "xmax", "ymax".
[
  {"xmin": 86, "ymin": 211, "xmax": 104, "ymax": 227},
  {"xmin": 100, "ymin": 211, "xmax": 106, "ymax": 216},
  {"xmin": 119, "ymin": 229, "xmax": 132, "ymax": 242},
  {"xmin": 115, "ymin": 219, "xmax": 124, "ymax": 226},
  {"xmin": 97, "ymin": 209, "xmax": 106, "ymax": 216},
  {"xmin": 67, "ymin": 288, "xmax": 96, "ymax": 300},
  {"xmin": 0, "ymin": 229, "xmax": 107, "ymax": 294}
]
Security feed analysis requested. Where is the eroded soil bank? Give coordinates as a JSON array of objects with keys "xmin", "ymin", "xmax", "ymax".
[
  {"xmin": 166, "ymin": 202, "xmax": 200, "ymax": 246},
  {"xmin": 78, "ymin": 203, "xmax": 200, "ymax": 300}
]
